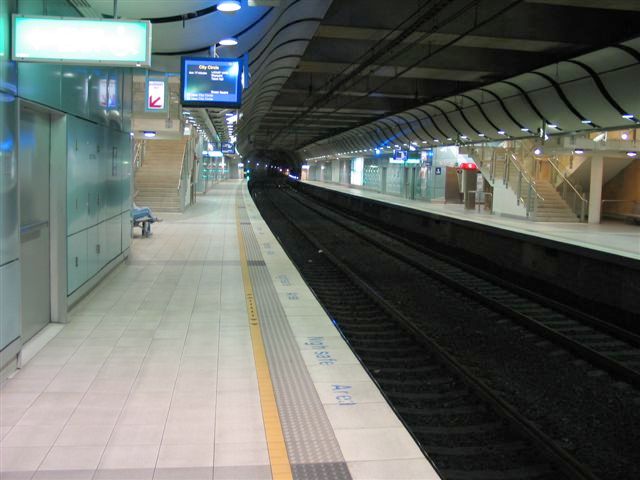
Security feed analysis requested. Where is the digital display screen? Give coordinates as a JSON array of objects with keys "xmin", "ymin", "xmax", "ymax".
[{"xmin": 181, "ymin": 57, "xmax": 242, "ymax": 108}]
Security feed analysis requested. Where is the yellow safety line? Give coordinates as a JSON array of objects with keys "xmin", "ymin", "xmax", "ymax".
[{"xmin": 236, "ymin": 206, "xmax": 293, "ymax": 480}]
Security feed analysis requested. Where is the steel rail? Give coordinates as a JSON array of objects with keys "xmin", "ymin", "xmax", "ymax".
[
  {"xmin": 260, "ymin": 184, "xmax": 598, "ymax": 480},
  {"xmin": 283, "ymin": 187, "xmax": 640, "ymax": 388}
]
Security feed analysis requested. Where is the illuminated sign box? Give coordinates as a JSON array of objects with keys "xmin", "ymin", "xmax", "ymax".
[
  {"xmin": 12, "ymin": 15, "xmax": 151, "ymax": 67},
  {"xmin": 181, "ymin": 57, "xmax": 242, "ymax": 108},
  {"xmin": 146, "ymin": 77, "xmax": 167, "ymax": 111}
]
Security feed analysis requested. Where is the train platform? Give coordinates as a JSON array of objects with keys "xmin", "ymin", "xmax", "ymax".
[
  {"xmin": 0, "ymin": 180, "xmax": 439, "ymax": 480},
  {"xmin": 302, "ymin": 181, "xmax": 640, "ymax": 261}
]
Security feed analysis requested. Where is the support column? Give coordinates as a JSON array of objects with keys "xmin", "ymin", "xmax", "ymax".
[{"xmin": 588, "ymin": 154, "xmax": 604, "ymax": 224}]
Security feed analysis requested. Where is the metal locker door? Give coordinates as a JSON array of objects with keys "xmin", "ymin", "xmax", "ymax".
[{"xmin": 19, "ymin": 107, "xmax": 51, "ymax": 341}]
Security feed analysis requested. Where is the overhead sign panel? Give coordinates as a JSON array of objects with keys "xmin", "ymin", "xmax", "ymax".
[
  {"xmin": 146, "ymin": 78, "xmax": 166, "ymax": 111},
  {"xmin": 180, "ymin": 57, "xmax": 242, "ymax": 108},
  {"xmin": 221, "ymin": 142, "xmax": 235, "ymax": 154},
  {"xmin": 12, "ymin": 15, "xmax": 151, "ymax": 67}
]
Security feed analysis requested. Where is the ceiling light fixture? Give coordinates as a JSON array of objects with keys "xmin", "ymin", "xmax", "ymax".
[
  {"xmin": 626, "ymin": 151, "xmax": 637, "ymax": 157},
  {"xmin": 573, "ymin": 149, "xmax": 584, "ymax": 155},
  {"xmin": 547, "ymin": 124, "xmax": 558, "ymax": 129},
  {"xmin": 533, "ymin": 147, "xmax": 543, "ymax": 156},
  {"xmin": 143, "ymin": 131, "xmax": 156, "ymax": 138},
  {"xmin": 497, "ymin": 130, "xmax": 506, "ymax": 135},
  {"xmin": 217, "ymin": 0, "xmax": 241, "ymax": 12},
  {"xmin": 219, "ymin": 37, "xmax": 238, "ymax": 46}
]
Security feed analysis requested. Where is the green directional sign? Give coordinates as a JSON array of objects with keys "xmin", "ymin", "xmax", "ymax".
[{"xmin": 12, "ymin": 15, "xmax": 151, "ymax": 67}]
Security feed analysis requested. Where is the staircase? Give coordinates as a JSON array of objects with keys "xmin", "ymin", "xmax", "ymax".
[
  {"xmin": 532, "ymin": 181, "xmax": 580, "ymax": 222},
  {"xmin": 134, "ymin": 139, "xmax": 187, "ymax": 213},
  {"xmin": 477, "ymin": 148, "xmax": 581, "ymax": 222}
]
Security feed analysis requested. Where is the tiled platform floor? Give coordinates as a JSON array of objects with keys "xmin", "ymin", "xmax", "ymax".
[
  {"xmin": 0, "ymin": 181, "xmax": 439, "ymax": 480},
  {"xmin": 303, "ymin": 181, "xmax": 640, "ymax": 260}
]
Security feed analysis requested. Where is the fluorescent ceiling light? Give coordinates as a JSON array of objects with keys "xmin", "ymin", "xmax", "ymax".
[
  {"xmin": 219, "ymin": 37, "xmax": 238, "ymax": 46},
  {"xmin": 497, "ymin": 130, "xmax": 505, "ymax": 135},
  {"xmin": 143, "ymin": 131, "xmax": 156, "ymax": 138},
  {"xmin": 218, "ymin": 0, "xmax": 241, "ymax": 12},
  {"xmin": 573, "ymin": 149, "xmax": 584, "ymax": 155},
  {"xmin": 626, "ymin": 151, "xmax": 637, "ymax": 157}
]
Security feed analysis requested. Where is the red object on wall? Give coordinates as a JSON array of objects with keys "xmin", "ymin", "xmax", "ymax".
[{"xmin": 458, "ymin": 162, "xmax": 478, "ymax": 170}]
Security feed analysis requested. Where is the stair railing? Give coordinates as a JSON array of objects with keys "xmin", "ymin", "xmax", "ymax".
[
  {"xmin": 177, "ymin": 141, "xmax": 190, "ymax": 211},
  {"xmin": 133, "ymin": 140, "xmax": 145, "ymax": 170},
  {"xmin": 546, "ymin": 156, "xmax": 589, "ymax": 222},
  {"xmin": 505, "ymin": 153, "xmax": 544, "ymax": 219}
]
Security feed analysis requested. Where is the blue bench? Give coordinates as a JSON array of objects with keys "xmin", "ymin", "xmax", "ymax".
[{"xmin": 132, "ymin": 206, "xmax": 160, "ymax": 237}]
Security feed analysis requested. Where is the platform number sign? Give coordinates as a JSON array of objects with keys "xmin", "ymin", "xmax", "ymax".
[{"xmin": 146, "ymin": 78, "xmax": 167, "ymax": 112}]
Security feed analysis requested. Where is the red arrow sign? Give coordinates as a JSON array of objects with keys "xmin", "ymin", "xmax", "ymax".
[{"xmin": 149, "ymin": 96, "xmax": 162, "ymax": 108}]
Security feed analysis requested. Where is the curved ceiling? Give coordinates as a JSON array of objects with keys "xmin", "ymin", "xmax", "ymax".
[
  {"xmin": 88, "ymin": 0, "xmax": 215, "ymax": 18},
  {"xmin": 80, "ymin": 0, "xmax": 640, "ymax": 156},
  {"xmin": 302, "ymin": 38, "xmax": 640, "ymax": 160}
]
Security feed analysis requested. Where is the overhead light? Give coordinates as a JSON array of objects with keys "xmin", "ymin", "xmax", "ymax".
[
  {"xmin": 433, "ymin": 139, "xmax": 440, "ymax": 143},
  {"xmin": 478, "ymin": 133, "xmax": 486, "ymax": 137},
  {"xmin": 621, "ymin": 132, "xmax": 629, "ymax": 140},
  {"xmin": 622, "ymin": 114, "xmax": 634, "ymax": 120},
  {"xmin": 547, "ymin": 124, "xmax": 558, "ymax": 129},
  {"xmin": 460, "ymin": 135, "xmax": 468, "ymax": 140},
  {"xmin": 521, "ymin": 127, "xmax": 529, "ymax": 132},
  {"xmin": 533, "ymin": 147, "xmax": 543, "ymax": 156},
  {"xmin": 497, "ymin": 130, "xmax": 506, "ymax": 135},
  {"xmin": 217, "ymin": 0, "xmax": 241, "ymax": 12},
  {"xmin": 143, "ymin": 131, "xmax": 156, "ymax": 138},
  {"xmin": 626, "ymin": 151, "xmax": 637, "ymax": 157},
  {"xmin": 581, "ymin": 119, "xmax": 592, "ymax": 124},
  {"xmin": 219, "ymin": 37, "xmax": 238, "ymax": 46},
  {"xmin": 573, "ymin": 149, "xmax": 584, "ymax": 155}
]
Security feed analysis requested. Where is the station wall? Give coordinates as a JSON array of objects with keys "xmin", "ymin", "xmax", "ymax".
[{"xmin": 0, "ymin": 0, "xmax": 133, "ymax": 364}]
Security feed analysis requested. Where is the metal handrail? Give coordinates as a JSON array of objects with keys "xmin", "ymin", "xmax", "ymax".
[
  {"xmin": 547, "ymin": 157, "xmax": 588, "ymax": 203},
  {"xmin": 177, "ymin": 141, "xmax": 189, "ymax": 192},
  {"xmin": 133, "ymin": 140, "xmax": 145, "ymax": 169},
  {"xmin": 547, "ymin": 156, "xmax": 588, "ymax": 222},
  {"xmin": 504, "ymin": 153, "xmax": 544, "ymax": 220},
  {"xmin": 506, "ymin": 153, "xmax": 544, "ymax": 201}
]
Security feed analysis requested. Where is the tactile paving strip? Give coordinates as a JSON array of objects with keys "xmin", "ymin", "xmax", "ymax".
[{"xmin": 238, "ymin": 194, "xmax": 352, "ymax": 480}]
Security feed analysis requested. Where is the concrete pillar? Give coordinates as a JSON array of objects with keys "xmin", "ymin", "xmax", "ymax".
[{"xmin": 588, "ymin": 154, "xmax": 604, "ymax": 224}]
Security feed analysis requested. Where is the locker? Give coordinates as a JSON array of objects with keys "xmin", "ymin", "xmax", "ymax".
[
  {"xmin": 67, "ymin": 230, "xmax": 88, "ymax": 294},
  {"xmin": 66, "ymin": 118, "xmax": 89, "ymax": 235},
  {"xmin": 87, "ymin": 224, "xmax": 100, "ymax": 278}
]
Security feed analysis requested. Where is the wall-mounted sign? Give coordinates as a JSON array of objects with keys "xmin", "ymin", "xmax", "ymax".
[
  {"xmin": 12, "ymin": 15, "xmax": 152, "ymax": 67},
  {"xmin": 180, "ymin": 57, "xmax": 242, "ymax": 108},
  {"xmin": 146, "ymin": 78, "xmax": 166, "ymax": 111},
  {"xmin": 221, "ymin": 142, "xmax": 235, "ymax": 154},
  {"xmin": 435, "ymin": 167, "xmax": 442, "ymax": 175},
  {"xmin": 99, "ymin": 78, "xmax": 118, "ymax": 108},
  {"xmin": 393, "ymin": 150, "xmax": 407, "ymax": 161}
]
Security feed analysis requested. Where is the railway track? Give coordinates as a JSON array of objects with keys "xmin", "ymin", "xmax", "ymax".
[
  {"xmin": 253, "ymin": 182, "xmax": 603, "ymax": 480},
  {"xmin": 280, "ymin": 185, "xmax": 640, "ymax": 388}
]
